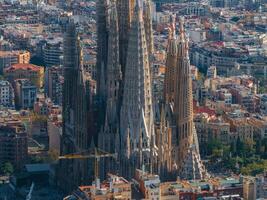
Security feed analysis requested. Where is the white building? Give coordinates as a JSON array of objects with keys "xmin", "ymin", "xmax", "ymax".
[
  {"xmin": 189, "ymin": 29, "xmax": 207, "ymax": 43},
  {"xmin": 0, "ymin": 80, "xmax": 14, "ymax": 108},
  {"xmin": 14, "ymin": 79, "xmax": 37, "ymax": 109},
  {"xmin": 259, "ymin": 94, "xmax": 267, "ymax": 116},
  {"xmin": 207, "ymin": 65, "xmax": 217, "ymax": 78}
]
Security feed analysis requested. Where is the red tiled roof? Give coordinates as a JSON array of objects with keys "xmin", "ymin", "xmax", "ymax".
[
  {"xmin": 195, "ymin": 107, "xmax": 216, "ymax": 117},
  {"xmin": 5, "ymin": 63, "xmax": 42, "ymax": 72}
]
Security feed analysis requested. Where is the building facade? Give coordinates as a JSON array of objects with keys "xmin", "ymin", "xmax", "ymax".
[
  {"xmin": 159, "ymin": 17, "xmax": 208, "ymax": 180},
  {"xmin": 0, "ymin": 80, "xmax": 14, "ymax": 108},
  {"xmin": 14, "ymin": 79, "xmax": 37, "ymax": 110},
  {"xmin": 119, "ymin": 0, "xmax": 157, "ymax": 178},
  {"xmin": 0, "ymin": 123, "xmax": 28, "ymax": 170},
  {"xmin": 4, "ymin": 63, "xmax": 44, "ymax": 89},
  {"xmin": 44, "ymin": 66, "xmax": 63, "ymax": 105},
  {"xmin": 59, "ymin": 20, "xmax": 96, "ymax": 192},
  {"xmin": 42, "ymin": 39, "xmax": 63, "ymax": 67}
]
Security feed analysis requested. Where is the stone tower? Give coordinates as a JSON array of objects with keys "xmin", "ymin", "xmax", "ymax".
[
  {"xmin": 120, "ymin": 0, "xmax": 157, "ymax": 178},
  {"xmin": 159, "ymin": 17, "xmax": 207, "ymax": 180},
  {"xmin": 103, "ymin": 0, "xmax": 121, "ymax": 149},
  {"xmin": 96, "ymin": 0, "xmax": 109, "ymax": 103},
  {"xmin": 98, "ymin": 1, "xmax": 122, "ymax": 176},
  {"xmin": 173, "ymin": 17, "xmax": 207, "ymax": 180},
  {"xmin": 59, "ymin": 20, "xmax": 90, "ymax": 192},
  {"xmin": 117, "ymin": 0, "xmax": 135, "ymax": 77},
  {"xmin": 143, "ymin": 0, "xmax": 154, "ymax": 57},
  {"xmin": 163, "ymin": 15, "xmax": 177, "ymax": 104}
]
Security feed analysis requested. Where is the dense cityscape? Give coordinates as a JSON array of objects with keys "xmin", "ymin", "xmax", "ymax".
[{"xmin": 0, "ymin": 0, "xmax": 266, "ymax": 199}]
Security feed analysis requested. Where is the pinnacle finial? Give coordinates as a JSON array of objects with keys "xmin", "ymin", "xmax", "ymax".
[
  {"xmin": 168, "ymin": 14, "xmax": 176, "ymax": 39},
  {"xmin": 133, "ymin": 0, "xmax": 143, "ymax": 22},
  {"xmin": 134, "ymin": 0, "xmax": 142, "ymax": 14},
  {"xmin": 109, "ymin": 0, "xmax": 117, "ymax": 20},
  {"xmin": 178, "ymin": 16, "xmax": 185, "ymax": 39},
  {"xmin": 136, "ymin": 0, "xmax": 141, "ymax": 8}
]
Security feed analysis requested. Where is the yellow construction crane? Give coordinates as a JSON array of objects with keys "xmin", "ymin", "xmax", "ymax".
[{"xmin": 58, "ymin": 148, "xmax": 117, "ymax": 182}]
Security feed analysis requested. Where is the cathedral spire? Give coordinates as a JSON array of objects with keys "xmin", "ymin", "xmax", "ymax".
[
  {"xmin": 120, "ymin": 0, "xmax": 157, "ymax": 177},
  {"xmin": 60, "ymin": 19, "xmax": 90, "ymax": 192},
  {"xmin": 164, "ymin": 14, "xmax": 177, "ymax": 103},
  {"xmin": 105, "ymin": 0, "xmax": 121, "ymax": 127},
  {"xmin": 96, "ymin": 0, "xmax": 109, "ymax": 100},
  {"xmin": 117, "ymin": 0, "xmax": 135, "ymax": 77},
  {"xmin": 173, "ymin": 16, "xmax": 207, "ymax": 180},
  {"xmin": 143, "ymin": 0, "xmax": 154, "ymax": 57}
]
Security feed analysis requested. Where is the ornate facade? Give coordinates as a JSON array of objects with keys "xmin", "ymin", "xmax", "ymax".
[
  {"xmin": 98, "ymin": 1, "xmax": 121, "ymax": 176},
  {"xmin": 143, "ymin": 0, "xmax": 154, "ymax": 58},
  {"xmin": 96, "ymin": 0, "xmax": 109, "ymax": 105},
  {"xmin": 97, "ymin": 0, "xmax": 157, "ymax": 178},
  {"xmin": 59, "ymin": 20, "xmax": 94, "ymax": 192},
  {"xmin": 163, "ymin": 15, "xmax": 177, "ymax": 104},
  {"xmin": 159, "ymin": 17, "xmax": 208, "ymax": 180},
  {"xmin": 120, "ymin": 0, "xmax": 157, "ymax": 178}
]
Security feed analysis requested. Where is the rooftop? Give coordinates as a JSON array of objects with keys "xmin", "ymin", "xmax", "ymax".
[{"xmin": 5, "ymin": 63, "xmax": 43, "ymax": 72}]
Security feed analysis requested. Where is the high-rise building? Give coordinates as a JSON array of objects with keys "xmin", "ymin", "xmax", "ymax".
[
  {"xmin": 120, "ymin": 0, "xmax": 157, "ymax": 178},
  {"xmin": 59, "ymin": 20, "xmax": 93, "ymax": 192},
  {"xmin": 159, "ymin": 17, "xmax": 207, "ymax": 180},
  {"xmin": 42, "ymin": 39, "xmax": 63, "ymax": 67}
]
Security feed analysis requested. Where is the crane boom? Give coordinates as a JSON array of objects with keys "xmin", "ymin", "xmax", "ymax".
[
  {"xmin": 58, "ymin": 148, "xmax": 117, "ymax": 182},
  {"xmin": 58, "ymin": 154, "xmax": 115, "ymax": 159}
]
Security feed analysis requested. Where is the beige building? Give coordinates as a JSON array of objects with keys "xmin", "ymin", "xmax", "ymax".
[
  {"xmin": 64, "ymin": 174, "xmax": 131, "ymax": 200},
  {"xmin": 243, "ymin": 176, "xmax": 256, "ymax": 200},
  {"xmin": 248, "ymin": 117, "xmax": 267, "ymax": 140},
  {"xmin": 135, "ymin": 169, "xmax": 161, "ymax": 200},
  {"xmin": 4, "ymin": 63, "xmax": 44, "ymax": 89},
  {"xmin": 226, "ymin": 117, "xmax": 254, "ymax": 142}
]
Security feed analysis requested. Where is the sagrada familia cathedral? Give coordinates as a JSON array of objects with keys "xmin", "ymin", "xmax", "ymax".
[
  {"xmin": 59, "ymin": 0, "xmax": 208, "ymax": 193},
  {"xmin": 96, "ymin": 0, "xmax": 208, "ymax": 180}
]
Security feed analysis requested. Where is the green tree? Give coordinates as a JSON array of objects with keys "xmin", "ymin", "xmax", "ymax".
[
  {"xmin": 207, "ymin": 139, "xmax": 223, "ymax": 156},
  {"xmin": 236, "ymin": 137, "xmax": 244, "ymax": 156},
  {"xmin": 243, "ymin": 138, "xmax": 255, "ymax": 156},
  {"xmin": 0, "ymin": 162, "xmax": 14, "ymax": 176}
]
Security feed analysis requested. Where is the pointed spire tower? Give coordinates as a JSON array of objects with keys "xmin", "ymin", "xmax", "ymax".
[
  {"xmin": 96, "ymin": 0, "xmax": 109, "ymax": 102},
  {"xmin": 173, "ymin": 17, "xmax": 207, "ymax": 180},
  {"xmin": 100, "ymin": 0, "xmax": 121, "ymax": 153},
  {"xmin": 60, "ymin": 19, "xmax": 90, "ymax": 192},
  {"xmin": 120, "ymin": 0, "xmax": 157, "ymax": 177},
  {"xmin": 105, "ymin": 0, "xmax": 121, "ymax": 131},
  {"xmin": 164, "ymin": 14, "xmax": 177, "ymax": 104},
  {"xmin": 143, "ymin": 0, "xmax": 154, "ymax": 57},
  {"xmin": 117, "ymin": 0, "xmax": 135, "ymax": 77}
]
